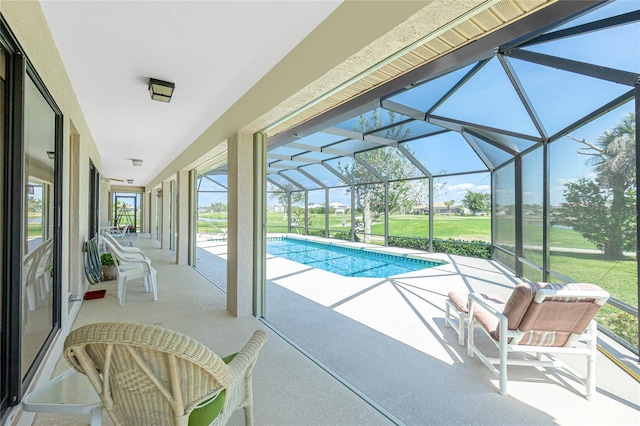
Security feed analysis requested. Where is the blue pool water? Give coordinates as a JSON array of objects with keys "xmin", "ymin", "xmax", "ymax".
[{"xmin": 266, "ymin": 238, "xmax": 442, "ymax": 278}]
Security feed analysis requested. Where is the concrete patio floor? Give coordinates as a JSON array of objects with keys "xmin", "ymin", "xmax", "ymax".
[{"xmin": 24, "ymin": 235, "xmax": 639, "ymax": 425}]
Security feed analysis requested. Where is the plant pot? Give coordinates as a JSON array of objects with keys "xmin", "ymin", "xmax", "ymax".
[{"xmin": 102, "ymin": 265, "xmax": 118, "ymax": 281}]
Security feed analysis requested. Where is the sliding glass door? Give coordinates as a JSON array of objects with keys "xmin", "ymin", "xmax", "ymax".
[
  {"xmin": 21, "ymin": 72, "xmax": 61, "ymax": 381},
  {"xmin": 0, "ymin": 19, "xmax": 63, "ymax": 420}
]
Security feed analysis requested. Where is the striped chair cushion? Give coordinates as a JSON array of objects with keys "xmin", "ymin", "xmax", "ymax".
[{"xmin": 494, "ymin": 282, "xmax": 606, "ymax": 346}]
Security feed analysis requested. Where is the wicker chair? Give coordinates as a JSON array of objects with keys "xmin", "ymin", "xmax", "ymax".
[{"xmin": 64, "ymin": 322, "xmax": 267, "ymax": 425}]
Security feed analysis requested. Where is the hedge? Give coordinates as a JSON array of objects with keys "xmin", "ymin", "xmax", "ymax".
[{"xmin": 388, "ymin": 236, "xmax": 491, "ymax": 259}]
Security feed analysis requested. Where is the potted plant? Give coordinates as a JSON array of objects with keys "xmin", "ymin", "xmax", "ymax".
[{"xmin": 101, "ymin": 253, "xmax": 118, "ymax": 280}]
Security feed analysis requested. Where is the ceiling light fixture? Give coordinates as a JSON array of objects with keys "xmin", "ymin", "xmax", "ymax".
[
  {"xmin": 148, "ymin": 78, "xmax": 175, "ymax": 103},
  {"xmin": 131, "ymin": 158, "xmax": 143, "ymax": 167},
  {"xmin": 126, "ymin": 179, "xmax": 134, "ymax": 184}
]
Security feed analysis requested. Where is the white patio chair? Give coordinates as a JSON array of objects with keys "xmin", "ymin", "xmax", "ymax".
[
  {"xmin": 103, "ymin": 237, "xmax": 157, "ymax": 305},
  {"xmin": 23, "ymin": 239, "xmax": 53, "ymax": 311},
  {"xmin": 34, "ymin": 239, "xmax": 54, "ymax": 296},
  {"xmin": 105, "ymin": 219, "xmax": 132, "ymax": 247},
  {"xmin": 102, "ymin": 231, "xmax": 145, "ymax": 257}
]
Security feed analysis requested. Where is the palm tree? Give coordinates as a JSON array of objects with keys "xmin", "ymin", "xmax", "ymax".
[
  {"xmin": 444, "ymin": 199, "xmax": 455, "ymax": 215},
  {"xmin": 573, "ymin": 112, "xmax": 636, "ymax": 258},
  {"xmin": 579, "ymin": 112, "xmax": 635, "ymax": 189}
]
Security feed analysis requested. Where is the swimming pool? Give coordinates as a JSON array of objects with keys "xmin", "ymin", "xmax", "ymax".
[{"xmin": 266, "ymin": 237, "xmax": 443, "ymax": 278}]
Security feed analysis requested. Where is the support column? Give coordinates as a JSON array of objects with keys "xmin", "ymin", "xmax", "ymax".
[
  {"xmin": 227, "ymin": 132, "xmax": 254, "ymax": 317},
  {"xmin": 161, "ymin": 180, "xmax": 171, "ymax": 250},
  {"xmin": 253, "ymin": 132, "xmax": 267, "ymax": 318},
  {"xmin": 149, "ymin": 188, "xmax": 157, "ymax": 241},
  {"xmin": 140, "ymin": 191, "xmax": 147, "ymax": 233},
  {"xmin": 176, "ymin": 170, "xmax": 189, "ymax": 264},
  {"xmin": 188, "ymin": 170, "xmax": 197, "ymax": 266},
  {"xmin": 142, "ymin": 191, "xmax": 150, "ymax": 234}
]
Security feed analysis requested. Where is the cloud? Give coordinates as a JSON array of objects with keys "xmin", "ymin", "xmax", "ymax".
[
  {"xmin": 438, "ymin": 182, "xmax": 490, "ymax": 202},
  {"xmin": 446, "ymin": 183, "xmax": 476, "ymax": 192}
]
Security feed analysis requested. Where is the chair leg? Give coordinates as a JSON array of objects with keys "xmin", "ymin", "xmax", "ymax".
[
  {"xmin": 117, "ymin": 275, "xmax": 123, "ymax": 300},
  {"xmin": 467, "ymin": 302, "xmax": 475, "ymax": 357},
  {"xmin": 243, "ymin": 404, "xmax": 254, "ymax": 426},
  {"xmin": 444, "ymin": 301, "xmax": 451, "ymax": 328},
  {"xmin": 39, "ymin": 277, "xmax": 48, "ymax": 299},
  {"xmin": 26, "ymin": 284, "xmax": 36, "ymax": 311},
  {"xmin": 445, "ymin": 299, "xmax": 466, "ymax": 346},
  {"xmin": 150, "ymin": 270, "xmax": 158, "ymax": 301},
  {"xmin": 498, "ymin": 318, "xmax": 508, "ymax": 396},
  {"xmin": 458, "ymin": 313, "xmax": 467, "ymax": 346},
  {"xmin": 119, "ymin": 277, "xmax": 128, "ymax": 305},
  {"xmin": 44, "ymin": 273, "xmax": 51, "ymax": 292},
  {"xmin": 586, "ymin": 321, "xmax": 597, "ymax": 400}
]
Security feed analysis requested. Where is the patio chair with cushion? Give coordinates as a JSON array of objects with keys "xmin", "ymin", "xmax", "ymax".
[
  {"xmin": 445, "ymin": 291, "xmax": 504, "ymax": 346},
  {"xmin": 448, "ymin": 282, "xmax": 609, "ymax": 399},
  {"xmin": 64, "ymin": 322, "xmax": 268, "ymax": 426}
]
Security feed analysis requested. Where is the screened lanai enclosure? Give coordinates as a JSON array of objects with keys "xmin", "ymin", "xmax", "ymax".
[{"xmin": 197, "ymin": 2, "xmax": 639, "ymax": 353}]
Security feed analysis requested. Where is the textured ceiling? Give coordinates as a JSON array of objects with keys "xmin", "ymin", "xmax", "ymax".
[
  {"xmin": 39, "ymin": 0, "xmax": 342, "ymax": 186},
  {"xmin": 39, "ymin": 0, "xmax": 557, "ymax": 186}
]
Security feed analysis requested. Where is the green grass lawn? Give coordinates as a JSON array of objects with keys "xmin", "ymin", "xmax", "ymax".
[
  {"xmin": 205, "ymin": 211, "xmax": 606, "ymax": 253},
  {"xmin": 197, "ymin": 212, "xmax": 228, "ymax": 234},
  {"xmin": 27, "ymin": 212, "xmax": 43, "ymax": 237},
  {"xmin": 548, "ymin": 252, "xmax": 636, "ymax": 305},
  {"xmin": 27, "ymin": 224, "xmax": 42, "ymax": 237}
]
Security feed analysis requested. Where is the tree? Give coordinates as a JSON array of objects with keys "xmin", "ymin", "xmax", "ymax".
[
  {"xmin": 553, "ymin": 113, "xmax": 636, "ymax": 259},
  {"xmin": 552, "ymin": 178, "xmax": 635, "ymax": 258},
  {"xmin": 444, "ymin": 200, "xmax": 455, "ymax": 215},
  {"xmin": 209, "ymin": 202, "xmax": 227, "ymax": 212},
  {"xmin": 269, "ymin": 184, "xmax": 304, "ymax": 220},
  {"xmin": 28, "ymin": 196, "xmax": 42, "ymax": 212},
  {"xmin": 336, "ymin": 109, "xmax": 426, "ymax": 242},
  {"xmin": 462, "ymin": 191, "xmax": 489, "ymax": 215}
]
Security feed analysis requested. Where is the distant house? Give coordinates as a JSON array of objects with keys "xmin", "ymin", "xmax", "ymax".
[
  {"xmin": 330, "ymin": 202, "xmax": 349, "ymax": 215},
  {"xmin": 412, "ymin": 202, "xmax": 463, "ymax": 215},
  {"xmin": 412, "ymin": 204, "xmax": 429, "ymax": 215}
]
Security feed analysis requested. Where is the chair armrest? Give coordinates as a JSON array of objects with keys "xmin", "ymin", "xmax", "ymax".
[
  {"xmin": 117, "ymin": 251, "xmax": 146, "ymax": 261},
  {"xmin": 118, "ymin": 246, "xmax": 144, "ymax": 254},
  {"xmin": 116, "ymin": 257, "xmax": 153, "ymax": 271},
  {"xmin": 226, "ymin": 330, "xmax": 267, "ymax": 378},
  {"xmin": 469, "ymin": 293, "xmax": 505, "ymax": 319}
]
